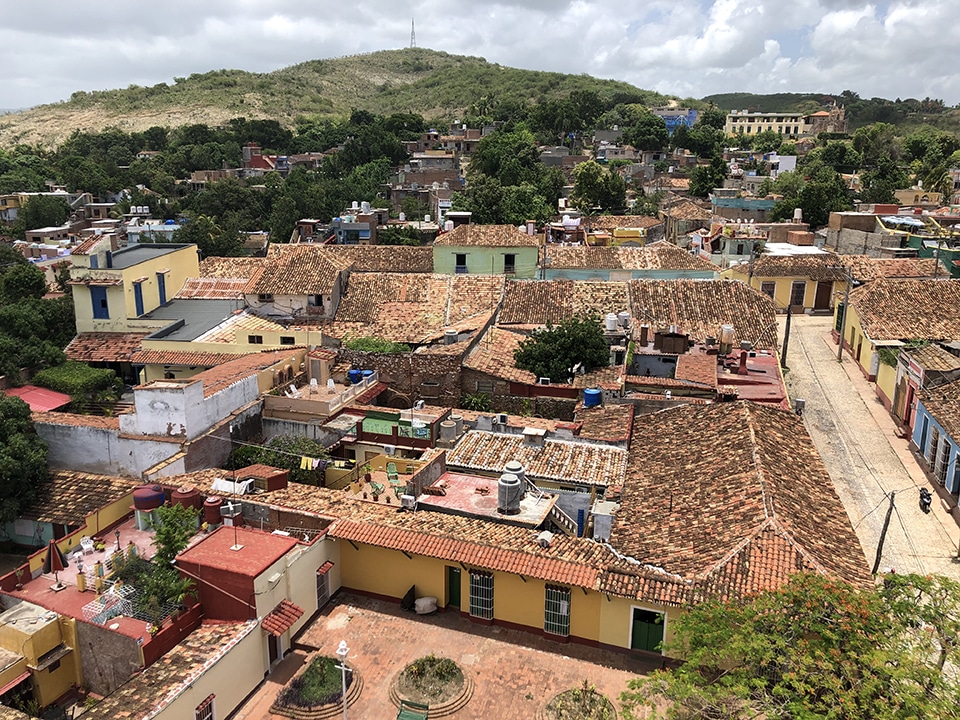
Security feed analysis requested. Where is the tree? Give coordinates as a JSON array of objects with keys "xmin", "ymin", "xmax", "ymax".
[
  {"xmin": 10, "ymin": 195, "xmax": 70, "ymax": 239},
  {"xmin": 621, "ymin": 572, "xmax": 960, "ymax": 720},
  {"xmin": 377, "ymin": 225, "xmax": 422, "ymax": 246},
  {"xmin": 151, "ymin": 503, "xmax": 200, "ymax": 566},
  {"xmin": 227, "ymin": 434, "xmax": 330, "ymax": 486},
  {"xmin": 569, "ymin": 161, "xmax": 627, "ymax": 213},
  {"xmin": 172, "ymin": 214, "xmax": 245, "ymax": 257},
  {"xmin": 697, "ymin": 107, "xmax": 727, "ymax": 130},
  {"xmin": 0, "ymin": 395, "xmax": 48, "ymax": 523},
  {"xmin": 689, "ymin": 156, "xmax": 728, "ymax": 197},
  {"xmin": 0, "ymin": 263, "xmax": 48, "ymax": 302},
  {"xmin": 860, "ymin": 156, "xmax": 910, "ymax": 204},
  {"xmin": 514, "ymin": 316, "xmax": 610, "ymax": 382},
  {"xmin": 268, "ymin": 195, "xmax": 299, "ymax": 243},
  {"xmin": 622, "ymin": 114, "xmax": 669, "ymax": 151}
]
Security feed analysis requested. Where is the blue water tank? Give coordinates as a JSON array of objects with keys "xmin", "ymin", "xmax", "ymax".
[
  {"xmin": 361, "ymin": 370, "xmax": 374, "ymax": 379},
  {"xmin": 348, "ymin": 369, "xmax": 362, "ymax": 384},
  {"xmin": 164, "ymin": 219, "xmax": 175, "ymax": 225},
  {"xmin": 583, "ymin": 388, "xmax": 602, "ymax": 408}
]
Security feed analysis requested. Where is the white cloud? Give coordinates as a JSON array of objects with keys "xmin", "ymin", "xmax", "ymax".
[{"xmin": 1, "ymin": 0, "xmax": 958, "ymax": 110}]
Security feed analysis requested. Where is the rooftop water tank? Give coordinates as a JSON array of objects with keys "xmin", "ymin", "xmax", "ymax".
[
  {"xmin": 203, "ymin": 496, "xmax": 223, "ymax": 526},
  {"xmin": 133, "ymin": 485, "xmax": 165, "ymax": 511},
  {"xmin": 172, "ymin": 485, "xmax": 202, "ymax": 510},
  {"xmin": 503, "ymin": 460, "xmax": 526, "ymax": 488},
  {"xmin": 583, "ymin": 388, "xmax": 602, "ymax": 408},
  {"xmin": 497, "ymin": 473, "xmax": 523, "ymax": 515},
  {"xmin": 605, "ymin": 313, "xmax": 618, "ymax": 332},
  {"xmin": 348, "ymin": 369, "xmax": 362, "ymax": 384}
]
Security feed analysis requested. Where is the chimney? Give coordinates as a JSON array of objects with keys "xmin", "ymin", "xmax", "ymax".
[
  {"xmin": 522, "ymin": 427, "xmax": 546, "ymax": 448},
  {"xmin": 526, "ymin": 220, "xmax": 535, "ymax": 236},
  {"xmin": 738, "ymin": 350, "xmax": 749, "ymax": 375}
]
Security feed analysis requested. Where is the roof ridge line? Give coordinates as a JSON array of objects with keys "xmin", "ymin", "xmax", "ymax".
[{"xmin": 744, "ymin": 404, "xmax": 774, "ymax": 519}]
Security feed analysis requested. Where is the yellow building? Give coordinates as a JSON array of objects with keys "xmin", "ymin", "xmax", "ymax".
[
  {"xmin": 834, "ymin": 279, "xmax": 960, "ymax": 409},
  {"xmin": 723, "ymin": 253, "xmax": 846, "ymax": 312},
  {"xmin": 68, "ymin": 239, "xmax": 200, "ymax": 334},
  {"xmin": 0, "ymin": 602, "xmax": 80, "ymax": 710}
]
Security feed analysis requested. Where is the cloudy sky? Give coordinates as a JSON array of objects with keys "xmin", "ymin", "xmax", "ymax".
[{"xmin": 3, "ymin": 0, "xmax": 957, "ymax": 110}]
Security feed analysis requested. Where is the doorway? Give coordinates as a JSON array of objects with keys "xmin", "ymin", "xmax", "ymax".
[
  {"xmin": 814, "ymin": 281, "xmax": 833, "ymax": 311},
  {"xmin": 268, "ymin": 634, "xmax": 280, "ymax": 665},
  {"xmin": 630, "ymin": 608, "xmax": 664, "ymax": 653},
  {"xmin": 447, "ymin": 566, "xmax": 461, "ymax": 608}
]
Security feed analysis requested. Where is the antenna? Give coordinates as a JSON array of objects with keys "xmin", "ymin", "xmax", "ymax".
[{"xmin": 410, "ymin": 18, "xmax": 416, "ymax": 48}]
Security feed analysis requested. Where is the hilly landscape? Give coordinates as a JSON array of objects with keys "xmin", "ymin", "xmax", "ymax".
[{"xmin": 0, "ymin": 48, "xmax": 671, "ymax": 148}]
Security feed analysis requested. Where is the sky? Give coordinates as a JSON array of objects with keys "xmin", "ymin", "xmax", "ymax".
[{"xmin": 2, "ymin": 0, "xmax": 958, "ymax": 111}]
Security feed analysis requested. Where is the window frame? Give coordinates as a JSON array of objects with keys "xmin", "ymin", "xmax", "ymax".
[
  {"xmin": 544, "ymin": 585, "xmax": 571, "ymax": 637},
  {"xmin": 248, "ymin": 335, "xmax": 264, "ymax": 345},
  {"xmin": 468, "ymin": 570, "xmax": 494, "ymax": 620}
]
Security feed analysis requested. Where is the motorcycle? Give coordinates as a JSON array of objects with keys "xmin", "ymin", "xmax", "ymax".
[{"xmin": 919, "ymin": 487, "xmax": 933, "ymax": 514}]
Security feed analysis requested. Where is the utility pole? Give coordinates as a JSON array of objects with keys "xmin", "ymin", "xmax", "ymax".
[
  {"xmin": 410, "ymin": 19, "xmax": 416, "ymax": 48},
  {"xmin": 871, "ymin": 491, "xmax": 896, "ymax": 575},
  {"xmin": 830, "ymin": 265, "xmax": 852, "ymax": 363},
  {"xmin": 781, "ymin": 305, "xmax": 791, "ymax": 369}
]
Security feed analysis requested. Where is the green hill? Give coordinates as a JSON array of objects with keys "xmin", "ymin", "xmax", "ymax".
[{"xmin": 0, "ymin": 48, "xmax": 666, "ymax": 148}]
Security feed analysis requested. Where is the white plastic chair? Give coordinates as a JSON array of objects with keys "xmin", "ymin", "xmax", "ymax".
[{"xmin": 80, "ymin": 536, "xmax": 95, "ymax": 556}]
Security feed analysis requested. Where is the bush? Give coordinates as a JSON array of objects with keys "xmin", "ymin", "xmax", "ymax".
[
  {"xmin": 32, "ymin": 361, "xmax": 121, "ymax": 406},
  {"xmin": 344, "ymin": 337, "xmax": 411, "ymax": 353},
  {"xmin": 397, "ymin": 655, "xmax": 464, "ymax": 704},
  {"xmin": 279, "ymin": 656, "xmax": 348, "ymax": 708}
]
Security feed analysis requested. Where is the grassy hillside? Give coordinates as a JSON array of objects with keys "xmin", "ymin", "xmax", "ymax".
[
  {"xmin": 0, "ymin": 48, "xmax": 664, "ymax": 148},
  {"xmin": 702, "ymin": 92, "xmax": 834, "ymax": 113}
]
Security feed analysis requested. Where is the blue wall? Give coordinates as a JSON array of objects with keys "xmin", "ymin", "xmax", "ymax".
[{"xmin": 912, "ymin": 399, "xmax": 960, "ymax": 494}]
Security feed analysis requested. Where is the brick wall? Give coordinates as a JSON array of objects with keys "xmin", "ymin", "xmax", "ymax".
[
  {"xmin": 339, "ymin": 349, "xmax": 464, "ymax": 407},
  {"xmin": 75, "ymin": 619, "xmax": 144, "ymax": 696},
  {"xmin": 826, "ymin": 228, "xmax": 904, "ymax": 257}
]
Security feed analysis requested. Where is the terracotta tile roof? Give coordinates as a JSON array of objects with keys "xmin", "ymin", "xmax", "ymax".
[
  {"xmin": 581, "ymin": 215, "xmax": 663, "ymax": 231},
  {"xmin": 0, "ymin": 707, "xmax": 32, "ymax": 720},
  {"xmin": 663, "ymin": 199, "xmax": 711, "ymax": 221},
  {"xmin": 675, "ymin": 353, "xmax": 719, "ymax": 388},
  {"xmin": 575, "ymin": 403, "xmax": 634, "ymax": 444},
  {"xmin": 72, "ymin": 236, "xmax": 106, "ymax": 255},
  {"xmin": 543, "ymin": 243, "xmax": 718, "ymax": 272},
  {"xmin": 849, "ymin": 279, "xmax": 960, "ymax": 341},
  {"xmin": 20, "ymin": 471, "xmax": 140, "ymax": 525},
  {"xmin": 33, "ymin": 411, "xmax": 121, "ymax": 431},
  {"xmin": 324, "ymin": 245, "xmax": 434, "ymax": 273},
  {"xmin": 499, "ymin": 280, "xmax": 629, "ymax": 325},
  {"xmin": 262, "ymin": 599, "xmax": 304, "ymax": 636},
  {"xmin": 629, "ymin": 280, "xmax": 779, "ymax": 350},
  {"xmin": 463, "ymin": 327, "xmax": 537, "ymax": 384},
  {"xmin": 198, "ymin": 256, "xmax": 265, "ymax": 279},
  {"xmin": 174, "ymin": 277, "xmax": 248, "ymax": 300},
  {"xmin": 839, "ymin": 255, "xmax": 940, "ymax": 282},
  {"xmin": 247, "ymin": 244, "xmax": 353, "ymax": 295},
  {"xmin": 191, "ymin": 350, "xmax": 294, "ymax": 398},
  {"xmin": 129, "ymin": 349, "xmax": 246, "ymax": 368},
  {"xmin": 744, "ymin": 254, "xmax": 847, "ymax": 281},
  {"xmin": 324, "ymin": 273, "xmax": 503, "ymax": 344},
  {"xmin": 65, "ymin": 333, "xmax": 147, "ymax": 362},
  {"xmin": 611, "ymin": 401, "xmax": 873, "ymax": 599},
  {"xmin": 454, "ymin": 410, "xmax": 568, "ymax": 432},
  {"xmin": 80, "ymin": 621, "xmax": 257, "ymax": 720},
  {"xmin": 907, "ymin": 343, "xmax": 960, "ymax": 373},
  {"xmin": 918, "ymin": 379, "xmax": 960, "ymax": 445},
  {"xmin": 570, "ymin": 364, "xmax": 625, "ymax": 391},
  {"xmin": 435, "ymin": 224, "xmax": 539, "ymax": 247},
  {"xmin": 446, "ymin": 430, "xmax": 628, "ymax": 488},
  {"xmin": 624, "ymin": 374, "xmax": 711, "ymax": 390}
]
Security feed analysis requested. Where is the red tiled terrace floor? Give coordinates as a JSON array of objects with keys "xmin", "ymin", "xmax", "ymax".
[{"xmin": 233, "ymin": 592, "xmax": 660, "ymax": 719}]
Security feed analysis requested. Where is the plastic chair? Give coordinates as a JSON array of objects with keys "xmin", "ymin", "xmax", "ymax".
[
  {"xmin": 80, "ymin": 536, "xmax": 95, "ymax": 556},
  {"xmin": 386, "ymin": 462, "xmax": 399, "ymax": 483}
]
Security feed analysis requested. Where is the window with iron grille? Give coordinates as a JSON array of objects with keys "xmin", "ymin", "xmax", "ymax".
[
  {"xmin": 936, "ymin": 439, "xmax": 951, "ymax": 485},
  {"xmin": 468, "ymin": 570, "xmax": 494, "ymax": 619},
  {"xmin": 195, "ymin": 694, "xmax": 216, "ymax": 720},
  {"xmin": 544, "ymin": 585, "xmax": 571, "ymax": 636}
]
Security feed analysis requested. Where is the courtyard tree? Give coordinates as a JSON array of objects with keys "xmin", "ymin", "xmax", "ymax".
[
  {"xmin": 514, "ymin": 316, "xmax": 609, "ymax": 383},
  {"xmin": 569, "ymin": 161, "xmax": 626, "ymax": 213},
  {"xmin": 0, "ymin": 395, "xmax": 48, "ymax": 523},
  {"xmin": 621, "ymin": 572, "xmax": 960, "ymax": 720}
]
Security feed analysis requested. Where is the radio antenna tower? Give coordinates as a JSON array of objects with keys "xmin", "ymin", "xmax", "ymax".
[{"xmin": 410, "ymin": 18, "xmax": 417, "ymax": 48}]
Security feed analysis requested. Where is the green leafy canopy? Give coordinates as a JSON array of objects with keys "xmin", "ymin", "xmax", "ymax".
[{"xmin": 514, "ymin": 316, "xmax": 610, "ymax": 383}]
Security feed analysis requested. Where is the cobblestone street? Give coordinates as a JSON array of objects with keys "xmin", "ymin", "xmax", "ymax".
[{"xmin": 782, "ymin": 314, "xmax": 960, "ymax": 579}]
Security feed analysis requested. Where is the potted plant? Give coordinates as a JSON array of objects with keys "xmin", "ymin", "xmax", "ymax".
[
  {"xmin": 363, "ymin": 464, "xmax": 373, "ymax": 481},
  {"xmin": 14, "ymin": 568, "xmax": 23, "ymax": 590}
]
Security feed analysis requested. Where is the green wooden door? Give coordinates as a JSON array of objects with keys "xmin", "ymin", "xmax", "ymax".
[
  {"xmin": 447, "ymin": 567, "xmax": 461, "ymax": 608},
  {"xmin": 631, "ymin": 608, "xmax": 664, "ymax": 653}
]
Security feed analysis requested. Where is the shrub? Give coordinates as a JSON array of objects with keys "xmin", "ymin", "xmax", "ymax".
[
  {"xmin": 344, "ymin": 337, "xmax": 411, "ymax": 353},
  {"xmin": 279, "ymin": 656, "xmax": 348, "ymax": 707}
]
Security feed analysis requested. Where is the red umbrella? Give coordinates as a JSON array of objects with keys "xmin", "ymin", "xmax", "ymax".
[{"xmin": 42, "ymin": 539, "xmax": 68, "ymax": 586}]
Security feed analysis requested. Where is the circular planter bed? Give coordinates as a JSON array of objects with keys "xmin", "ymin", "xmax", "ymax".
[
  {"xmin": 389, "ymin": 654, "xmax": 474, "ymax": 717},
  {"xmin": 270, "ymin": 654, "xmax": 363, "ymax": 720},
  {"xmin": 540, "ymin": 682, "xmax": 616, "ymax": 720}
]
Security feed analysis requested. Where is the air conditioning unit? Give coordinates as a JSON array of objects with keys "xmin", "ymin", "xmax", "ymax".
[
  {"xmin": 383, "ymin": 444, "xmax": 396, "ymax": 456},
  {"xmin": 400, "ymin": 495, "xmax": 416, "ymax": 509},
  {"xmin": 538, "ymin": 377, "xmax": 551, "ymax": 385},
  {"xmin": 496, "ymin": 413, "xmax": 509, "ymax": 424}
]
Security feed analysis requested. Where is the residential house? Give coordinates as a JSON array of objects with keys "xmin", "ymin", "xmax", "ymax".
[
  {"xmin": 724, "ymin": 106, "xmax": 846, "ymax": 137},
  {"xmin": 661, "ymin": 199, "xmax": 712, "ymax": 241},
  {"xmin": 833, "ymin": 279, "xmax": 960, "ymax": 409},
  {"xmin": 244, "ymin": 244, "xmax": 353, "ymax": 321},
  {"xmin": 911, "ymin": 379, "xmax": 960, "ymax": 511},
  {"xmin": 893, "ymin": 342, "xmax": 960, "ymax": 433},
  {"xmin": 710, "ymin": 194, "xmax": 777, "ymax": 222},
  {"xmin": 723, "ymin": 252, "xmax": 847, "ymax": 313},
  {"xmin": 433, "ymin": 224, "xmax": 540, "ymax": 278},
  {"xmin": 580, "ymin": 215, "xmax": 665, "ymax": 245},
  {"xmin": 541, "ymin": 242, "xmax": 719, "ymax": 281}
]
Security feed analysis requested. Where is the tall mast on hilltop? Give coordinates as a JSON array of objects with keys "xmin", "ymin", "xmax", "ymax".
[{"xmin": 411, "ymin": 19, "xmax": 417, "ymax": 48}]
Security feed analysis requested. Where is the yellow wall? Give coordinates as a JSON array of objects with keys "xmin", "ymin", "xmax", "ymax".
[
  {"xmin": 598, "ymin": 595, "xmax": 676, "ymax": 652},
  {"xmin": 876, "ymin": 361, "xmax": 897, "ymax": 404},
  {"xmin": 722, "ymin": 271, "xmax": 841, "ymax": 311},
  {"xmin": 0, "ymin": 617, "xmax": 79, "ymax": 708},
  {"xmin": 339, "ymin": 543, "xmax": 446, "ymax": 602},
  {"xmin": 156, "ymin": 624, "xmax": 264, "ymax": 720}
]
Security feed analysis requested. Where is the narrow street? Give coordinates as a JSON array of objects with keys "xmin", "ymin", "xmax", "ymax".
[{"xmin": 782, "ymin": 314, "xmax": 960, "ymax": 579}]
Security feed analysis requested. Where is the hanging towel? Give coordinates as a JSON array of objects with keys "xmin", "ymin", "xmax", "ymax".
[{"xmin": 300, "ymin": 456, "xmax": 313, "ymax": 470}]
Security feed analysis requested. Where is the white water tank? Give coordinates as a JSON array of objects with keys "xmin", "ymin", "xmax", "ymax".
[
  {"xmin": 617, "ymin": 311, "xmax": 630, "ymax": 328},
  {"xmin": 399, "ymin": 212, "xmax": 406, "ymax": 222},
  {"xmin": 497, "ymin": 473, "xmax": 523, "ymax": 515},
  {"xmin": 449, "ymin": 414, "xmax": 463, "ymax": 436},
  {"xmin": 605, "ymin": 313, "xmax": 618, "ymax": 332},
  {"xmin": 503, "ymin": 460, "xmax": 526, "ymax": 488}
]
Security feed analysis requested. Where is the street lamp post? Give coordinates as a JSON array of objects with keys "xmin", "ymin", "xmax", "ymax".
[
  {"xmin": 335, "ymin": 640, "xmax": 350, "ymax": 720},
  {"xmin": 115, "ymin": 528, "xmax": 121, "ymax": 551}
]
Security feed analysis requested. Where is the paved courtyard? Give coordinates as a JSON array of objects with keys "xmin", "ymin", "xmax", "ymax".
[
  {"xmin": 783, "ymin": 314, "xmax": 960, "ymax": 579},
  {"xmin": 233, "ymin": 593, "xmax": 661, "ymax": 719}
]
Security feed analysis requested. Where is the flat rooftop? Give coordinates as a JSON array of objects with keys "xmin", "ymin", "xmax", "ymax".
[
  {"xmin": 417, "ymin": 471, "xmax": 557, "ymax": 528},
  {"xmin": 108, "ymin": 243, "xmax": 192, "ymax": 269},
  {"xmin": 141, "ymin": 298, "xmax": 240, "ymax": 342}
]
